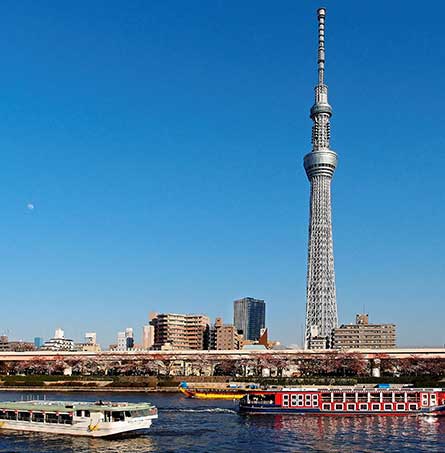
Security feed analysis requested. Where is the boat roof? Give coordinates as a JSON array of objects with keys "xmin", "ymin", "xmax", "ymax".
[
  {"xmin": 252, "ymin": 385, "xmax": 444, "ymax": 393},
  {"xmin": 0, "ymin": 401, "xmax": 154, "ymax": 413}
]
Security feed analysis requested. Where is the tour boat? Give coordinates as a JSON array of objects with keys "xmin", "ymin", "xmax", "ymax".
[
  {"xmin": 239, "ymin": 385, "xmax": 445, "ymax": 416},
  {"xmin": 179, "ymin": 382, "xmax": 258, "ymax": 400},
  {"xmin": 0, "ymin": 400, "xmax": 158, "ymax": 437}
]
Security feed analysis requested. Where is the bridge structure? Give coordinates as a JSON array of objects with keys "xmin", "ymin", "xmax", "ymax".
[{"xmin": 1, "ymin": 348, "xmax": 445, "ymax": 362}]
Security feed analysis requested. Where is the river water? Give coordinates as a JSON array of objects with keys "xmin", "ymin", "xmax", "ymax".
[{"xmin": 1, "ymin": 391, "xmax": 445, "ymax": 452}]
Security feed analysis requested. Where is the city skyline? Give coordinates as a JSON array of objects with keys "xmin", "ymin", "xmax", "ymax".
[{"xmin": 1, "ymin": 1, "xmax": 445, "ymax": 347}]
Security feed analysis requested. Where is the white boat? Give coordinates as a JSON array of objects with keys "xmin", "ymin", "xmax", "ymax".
[{"xmin": 0, "ymin": 400, "xmax": 158, "ymax": 437}]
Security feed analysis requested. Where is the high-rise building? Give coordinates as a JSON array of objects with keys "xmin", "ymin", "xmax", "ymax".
[
  {"xmin": 304, "ymin": 8, "xmax": 338, "ymax": 349},
  {"xmin": 125, "ymin": 327, "xmax": 134, "ymax": 350},
  {"xmin": 150, "ymin": 313, "xmax": 210, "ymax": 350},
  {"xmin": 332, "ymin": 314, "xmax": 396, "ymax": 349},
  {"xmin": 233, "ymin": 297, "xmax": 266, "ymax": 341},
  {"xmin": 142, "ymin": 312, "xmax": 156, "ymax": 350},
  {"xmin": 116, "ymin": 331, "xmax": 126, "ymax": 351},
  {"xmin": 209, "ymin": 317, "xmax": 243, "ymax": 350},
  {"xmin": 34, "ymin": 337, "xmax": 44, "ymax": 349}
]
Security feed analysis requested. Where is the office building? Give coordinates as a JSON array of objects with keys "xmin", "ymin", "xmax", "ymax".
[
  {"xmin": 233, "ymin": 297, "xmax": 265, "ymax": 341},
  {"xmin": 332, "ymin": 314, "xmax": 396, "ymax": 349}
]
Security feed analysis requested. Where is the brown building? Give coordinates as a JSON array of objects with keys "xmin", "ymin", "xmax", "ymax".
[
  {"xmin": 0, "ymin": 336, "xmax": 35, "ymax": 352},
  {"xmin": 150, "ymin": 313, "xmax": 210, "ymax": 350},
  {"xmin": 332, "ymin": 314, "xmax": 396, "ymax": 349},
  {"xmin": 210, "ymin": 317, "xmax": 243, "ymax": 350}
]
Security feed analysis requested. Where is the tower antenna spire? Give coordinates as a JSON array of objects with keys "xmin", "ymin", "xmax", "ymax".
[{"xmin": 317, "ymin": 7, "xmax": 326, "ymax": 85}]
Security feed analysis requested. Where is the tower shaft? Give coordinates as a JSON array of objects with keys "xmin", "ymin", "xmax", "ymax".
[{"xmin": 304, "ymin": 8, "xmax": 338, "ymax": 349}]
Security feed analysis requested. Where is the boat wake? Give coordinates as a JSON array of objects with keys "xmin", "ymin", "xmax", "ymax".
[{"xmin": 160, "ymin": 407, "xmax": 237, "ymax": 414}]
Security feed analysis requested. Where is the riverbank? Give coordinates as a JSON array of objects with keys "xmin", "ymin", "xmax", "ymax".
[{"xmin": 0, "ymin": 386, "xmax": 179, "ymax": 392}]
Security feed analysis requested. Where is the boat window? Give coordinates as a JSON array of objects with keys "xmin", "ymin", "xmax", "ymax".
[
  {"xmin": 334, "ymin": 403, "xmax": 343, "ymax": 411},
  {"xmin": 0, "ymin": 411, "xmax": 6, "ymax": 420},
  {"xmin": 305, "ymin": 395, "xmax": 311, "ymax": 406},
  {"xmin": 125, "ymin": 411, "xmax": 132, "ymax": 418},
  {"xmin": 333, "ymin": 393, "xmax": 343, "ymax": 402},
  {"xmin": 409, "ymin": 404, "xmax": 417, "ymax": 411},
  {"xmin": 394, "ymin": 393, "xmax": 404, "ymax": 402},
  {"xmin": 359, "ymin": 404, "xmax": 367, "ymax": 411},
  {"xmin": 45, "ymin": 413, "xmax": 59, "ymax": 424},
  {"xmin": 382, "ymin": 393, "xmax": 392, "ymax": 402},
  {"xmin": 60, "ymin": 413, "xmax": 73, "ymax": 425},
  {"xmin": 321, "ymin": 393, "xmax": 331, "ymax": 402},
  {"xmin": 297, "ymin": 395, "xmax": 304, "ymax": 406},
  {"xmin": 112, "ymin": 411, "xmax": 125, "ymax": 422},
  {"xmin": 384, "ymin": 403, "xmax": 392, "ymax": 411},
  {"xmin": 76, "ymin": 410, "xmax": 82, "ymax": 417},
  {"xmin": 32, "ymin": 412, "xmax": 44, "ymax": 423},
  {"xmin": 345, "ymin": 393, "xmax": 355, "ymax": 402},
  {"xmin": 347, "ymin": 404, "xmax": 355, "ymax": 411},
  {"xmin": 322, "ymin": 403, "xmax": 330, "ymax": 411},
  {"xmin": 371, "ymin": 403, "xmax": 380, "ymax": 411},
  {"xmin": 407, "ymin": 393, "xmax": 418, "ymax": 402},
  {"xmin": 396, "ymin": 403, "xmax": 405, "ymax": 411},
  {"xmin": 6, "ymin": 411, "xmax": 17, "ymax": 420},
  {"xmin": 431, "ymin": 394, "xmax": 437, "ymax": 405},
  {"xmin": 370, "ymin": 393, "xmax": 380, "ymax": 402},
  {"xmin": 84, "ymin": 410, "xmax": 90, "ymax": 417},
  {"xmin": 104, "ymin": 411, "xmax": 111, "ymax": 422},
  {"xmin": 282, "ymin": 394, "xmax": 289, "ymax": 407},
  {"xmin": 291, "ymin": 395, "xmax": 297, "ymax": 406},
  {"xmin": 18, "ymin": 411, "xmax": 30, "ymax": 422},
  {"xmin": 312, "ymin": 395, "xmax": 319, "ymax": 405},
  {"xmin": 357, "ymin": 393, "xmax": 367, "ymax": 402}
]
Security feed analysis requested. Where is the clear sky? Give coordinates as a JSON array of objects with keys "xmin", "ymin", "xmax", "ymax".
[{"xmin": 1, "ymin": 0, "xmax": 444, "ymax": 348}]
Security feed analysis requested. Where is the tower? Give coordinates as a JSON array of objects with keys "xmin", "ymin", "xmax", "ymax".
[{"xmin": 304, "ymin": 8, "xmax": 338, "ymax": 349}]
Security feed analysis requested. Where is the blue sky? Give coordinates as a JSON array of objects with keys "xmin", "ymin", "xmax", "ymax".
[{"xmin": 0, "ymin": 0, "xmax": 444, "ymax": 348}]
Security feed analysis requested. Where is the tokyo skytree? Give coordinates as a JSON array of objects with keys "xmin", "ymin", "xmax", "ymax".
[{"xmin": 304, "ymin": 8, "xmax": 338, "ymax": 349}]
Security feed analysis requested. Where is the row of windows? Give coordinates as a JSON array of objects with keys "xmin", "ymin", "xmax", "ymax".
[
  {"xmin": 323, "ymin": 403, "xmax": 417, "ymax": 411},
  {"xmin": 0, "ymin": 411, "xmax": 73, "ymax": 424}
]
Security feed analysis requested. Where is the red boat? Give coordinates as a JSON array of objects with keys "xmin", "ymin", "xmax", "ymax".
[{"xmin": 239, "ymin": 385, "xmax": 445, "ymax": 416}]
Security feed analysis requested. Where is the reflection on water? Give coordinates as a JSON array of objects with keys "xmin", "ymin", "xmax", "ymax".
[
  {"xmin": 0, "ymin": 392, "xmax": 445, "ymax": 452},
  {"xmin": 0, "ymin": 431, "xmax": 157, "ymax": 453}
]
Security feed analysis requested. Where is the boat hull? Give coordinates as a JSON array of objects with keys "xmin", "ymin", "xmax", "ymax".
[
  {"xmin": 0, "ymin": 418, "xmax": 155, "ymax": 437},
  {"xmin": 179, "ymin": 387, "xmax": 246, "ymax": 400}
]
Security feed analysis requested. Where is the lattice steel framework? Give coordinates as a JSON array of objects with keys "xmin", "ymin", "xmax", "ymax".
[{"xmin": 304, "ymin": 8, "xmax": 338, "ymax": 349}]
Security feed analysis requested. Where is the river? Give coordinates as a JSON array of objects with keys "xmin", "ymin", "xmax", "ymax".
[{"xmin": 1, "ymin": 391, "xmax": 445, "ymax": 452}]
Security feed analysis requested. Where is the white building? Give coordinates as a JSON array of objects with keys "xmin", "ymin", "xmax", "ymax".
[{"xmin": 41, "ymin": 328, "xmax": 75, "ymax": 351}]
